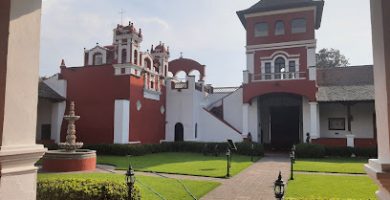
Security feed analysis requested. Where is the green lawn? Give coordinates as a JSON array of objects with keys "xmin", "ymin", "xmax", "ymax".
[
  {"xmin": 286, "ymin": 174, "xmax": 377, "ymax": 200},
  {"xmin": 294, "ymin": 158, "xmax": 368, "ymax": 174},
  {"xmin": 98, "ymin": 152, "xmax": 258, "ymax": 178},
  {"xmin": 38, "ymin": 173, "xmax": 220, "ymax": 200}
]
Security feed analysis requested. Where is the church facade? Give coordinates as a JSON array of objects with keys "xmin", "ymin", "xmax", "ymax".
[{"xmin": 37, "ymin": 0, "xmax": 376, "ymax": 149}]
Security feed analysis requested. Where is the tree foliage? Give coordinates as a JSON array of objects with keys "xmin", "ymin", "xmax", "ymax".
[{"xmin": 316, "ymin": 48, "xmax": 349, "ymax": 68}]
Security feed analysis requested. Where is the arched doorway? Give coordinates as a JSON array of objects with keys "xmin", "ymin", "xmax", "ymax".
[{"xmin": 174, "ymin": 123, "xmax": 184, "ymax": 142}]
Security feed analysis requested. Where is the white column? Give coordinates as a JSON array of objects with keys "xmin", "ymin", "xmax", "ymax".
[
  {"xmin": 114, "ymin": 100, "xmax": 130, "ymax": 144},
  {"xmin": 365, "ymin": 1, "xmax": 390, "ymax": 199},
  {"xmin": 309, "ymin": 102, "xmax": 320, "ymax": 139},
  {"xmin": 243, "ymin": 70, "xmax": 249, "ymax": 84},
  {"xmin": 246, "ymin": 52, "xmax": 255, "ymax": 73},
  {"xmin": 0, "ymin": 1, "xmax": 46, "ymax": 199},
  {"xmin": 242, "ymin": 104, "xmax": 249, "ymax": 135},
  {"xmin": 50, "ymin": 101, "xmax": 66, "ymax": 143}
]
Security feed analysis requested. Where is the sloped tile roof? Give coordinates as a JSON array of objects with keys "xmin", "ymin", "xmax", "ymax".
[
  {"xmin": 38, "ymin": 81, "xmax": 65, "ymax": 102},
  {"xmin": 237, "ymin": 0, "xmax": 324, "ymax": 29},
  {"xmin": 317, "ymin": 65, "xmax": 374, "ymax": 102}
]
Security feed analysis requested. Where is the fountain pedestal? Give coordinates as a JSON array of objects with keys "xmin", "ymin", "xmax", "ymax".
[{"xmin": 42, "ymin": 101, "xmax": 96, "ymax": 172}]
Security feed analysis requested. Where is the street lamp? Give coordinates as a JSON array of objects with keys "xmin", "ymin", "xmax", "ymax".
[
  {"xmin": 290, "ymin": 145, "xmax": 296, "ymax": 180},
  {"xmin": 226, "ymin": 148, "xmax": 231, "ymax": 177},
  {"xmin": 274, "ymin": 171, "xmax": 285, "ymax": 200},
  {"xmin": 126, "ymin": 164, "xmax": 135, "ymax": 200}
]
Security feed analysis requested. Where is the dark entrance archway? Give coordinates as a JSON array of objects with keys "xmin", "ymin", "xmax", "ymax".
[
  {"xmin": 174, "ymin": 123, "xmax": 184, "ymax": 142},
  {"xmin": 270, "ymin": 106, "xmax": 300, "ymax": 148},
  {"xmin": 258, "ymin": 93, "xmax": 303, "ymax": 149}
]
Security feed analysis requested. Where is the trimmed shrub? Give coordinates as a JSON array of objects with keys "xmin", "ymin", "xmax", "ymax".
[
  {"xmin": 295, "ymin": 143, "xmax": 325, "ymax": 158},
  {"xmin": 37, "ymin": 179, "xmax": 141, "ymax": 200},
  {"xmin": 324, "ymin": 146, "xmax": 353, "ymax": 157},
  {"xmin": 84, "ymin": 142, "xmax": 264, "ymax": 157},
  {"xmin": 352, "ymin": 147, "xmax": 377, "ymax": 158}
]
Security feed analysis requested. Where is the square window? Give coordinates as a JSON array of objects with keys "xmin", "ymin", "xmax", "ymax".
[
  {"xmin": 255, "ymin": 22, "xmax": 268, "ymax": 37},
  {"xmin": 292, "ymin": 18, "xmax": 307, "ymax": 33},
  {"xmin": 275, "ymin": 21, "xmax": 285, "ymax": 35}
]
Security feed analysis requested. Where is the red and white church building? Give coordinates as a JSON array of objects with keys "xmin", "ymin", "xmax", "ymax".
[{"xmin": 37, "ymin": 0, "xmax": 376, "ymax": 149}]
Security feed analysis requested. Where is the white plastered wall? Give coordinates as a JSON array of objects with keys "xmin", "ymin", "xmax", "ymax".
[
  {"xmin": 36, "ymin": 99, "xmax": 52, "ymax": 141},
  {"xmin": 223, "ymin": 88, "xmax": 243, "ymax": 132},
  {"xmin": 114, "ymin": 100, "xmax": 130, "ymax": 144},
  {"xmin": 319, "ymin": 102, "xmax": 375, "ymax": 138}
]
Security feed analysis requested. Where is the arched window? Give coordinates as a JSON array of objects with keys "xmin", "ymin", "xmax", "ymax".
[
  {"xmin": 121, "ymin": 49, "xmax": 127, "ymax": 64},
  {"xmin": 134, "ymin": 50, "xmax": 138, "ymax": 65},
  {"xmin": 275, "ymin": 21, "xmax": 285, "ymax": 35},
  {"xmin": 93, "ymin": 53, "xmax": 103, "ymax": 65},
  {"xmin": 144, "ymin": 58, "xmax": 151, "ymax": 69},
  {"xmin": 274, "ymin": 57, "xmax": 285, "ymax": 79}
]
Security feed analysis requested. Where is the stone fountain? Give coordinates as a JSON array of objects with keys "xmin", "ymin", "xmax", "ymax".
[{"xmin": 42, "ymin": 101, "xmax": 96, "ymax": 172}]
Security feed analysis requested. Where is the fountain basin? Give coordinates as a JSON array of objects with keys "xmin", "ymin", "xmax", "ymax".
[{"xmin": 42, "ymin": 149, "xmax": 96, "ymax": 172}]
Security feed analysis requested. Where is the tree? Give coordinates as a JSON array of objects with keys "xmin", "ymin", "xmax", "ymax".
[{"xmin": 316, "ymin": 48, "xmax": 349, "ymax": 68}]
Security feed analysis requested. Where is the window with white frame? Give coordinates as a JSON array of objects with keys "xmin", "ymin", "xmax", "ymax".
[
  {"xmin": 289, "ymin": 61, "xmax": 296, "ymax": 78},
  {"xmin": 274, "ymin": 57, "xmax": 285, "ymax": 79},
  {"xmin": 255, "ymin": 22, "xmax": 268, "ymax": 37},
  {"xmin": 275, "ymin": 21, "xmax": 285, "ymax": 35},
  {"xmin": 291, "ymin": 18, "xmax": 307, "ymax": 33},
  {"xmin": 93, "ymin": 53, "xmax": 103, "ymax": 65},
  {"xmin": 265, "ymin": 62, "xmax": 272, "ymax": 80},
  {"xmin": 260, "ymin": 53, "xmax": 300, "ymax": 81}
]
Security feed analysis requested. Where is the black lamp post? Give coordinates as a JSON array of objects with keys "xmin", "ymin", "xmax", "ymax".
[
  {"xmin": 274, "ymin": 171, "xmax": 285, "ymax": 200},
  {"xmin": 251, "ymin": 143, "xmax": 255, "ymax": 162},
  {"xmin": 290, "ymin": 145, "xmax": 296, "ymax": 180},
  {"xmin": 226, "ymin": 148, "xmax": 231, "ymax": 177},
  {"xmin": 126, "ymin": 164, "xmax": 135, "ymax": 200}
]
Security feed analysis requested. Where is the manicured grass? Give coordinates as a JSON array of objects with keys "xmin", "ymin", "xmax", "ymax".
[
  {"xmin": 38, "ymin": 173, "xmax": 220, "ymax": 200},
  {"xmin": 98, "ymin": 152, "xmax": 258, "ymax": 178},
  {"xmin": 294, "ymin": 158, "xmax": 368, "ymax": 174},
  {"xmin": 285, "ymin": 174, "xmax": 377, "ymax": 200}
]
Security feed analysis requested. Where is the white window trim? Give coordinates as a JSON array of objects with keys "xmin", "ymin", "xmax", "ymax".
[{"xmin": 259, "ymin": 53, "xmax": 300, "ymax": 81}]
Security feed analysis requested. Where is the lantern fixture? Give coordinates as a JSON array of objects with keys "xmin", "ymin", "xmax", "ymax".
[
  {"xmin": 126, "ymin": 164, "xmax": 135, "ymax": 199},
  {"xmin": 274, "ymin": 171, "xmax": 285, "ymax": 200}
]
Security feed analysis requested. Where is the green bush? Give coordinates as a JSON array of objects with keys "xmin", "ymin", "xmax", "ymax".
[
  {"xmin": 324, "ymin": 146, "xmax": 353, "ymax": 157},
  {"xmin": 37, "ymin": 179, "xmax": 141, "ymax": 200},
  {"xmin": 295, "ymin": 143, "xmax": 326, "ymax": 158},
  {"xmin": 352, "ymin": 147, "xmax": 377, "ymax": 158},
  {"xmin": 84, "ymin": 142, "xmax": 264, "ymax": 157}
]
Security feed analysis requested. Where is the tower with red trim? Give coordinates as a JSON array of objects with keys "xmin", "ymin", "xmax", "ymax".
[{"xmin": 236, "ymin": 0, "xmax": 324, "ymax": 148}]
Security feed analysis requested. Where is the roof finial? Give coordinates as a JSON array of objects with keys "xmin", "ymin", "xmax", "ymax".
[
  {"xmin": 96, "ymin": 42, "xmax": 99, "ymax": 46},
  {"xmin": 180, "ymin": 52, "xmax": 183, "ymax": 58},
  {"xmin": 60, "ymin": 59, "xmax": 66, "ymax": 69}
]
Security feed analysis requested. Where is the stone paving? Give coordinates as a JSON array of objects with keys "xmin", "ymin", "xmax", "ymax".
[{"xmin": 201, "ymin": 154, "xmax": 290, "ymax": 200}]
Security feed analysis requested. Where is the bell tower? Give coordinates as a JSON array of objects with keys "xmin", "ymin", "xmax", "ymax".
[{"xmin": 113, "ymin": 22, "xmax": 143, "ymax": 65}]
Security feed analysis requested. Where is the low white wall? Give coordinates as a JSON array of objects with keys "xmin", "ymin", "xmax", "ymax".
[
  {"xmin": 248, "ymin": 99, "xmax": 258, "ymax": 142},
  {"xmin": 319, "ymin": 102, "xmax": 375, "ymax": 138},
  {"xmin": 198, "ymin": 109, "xmax": 243, "ymax": 142}
]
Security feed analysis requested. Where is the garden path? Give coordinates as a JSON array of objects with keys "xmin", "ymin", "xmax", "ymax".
[{"xmin": 201, "ymin": 153, "xmax": 290, "ymax": 200}]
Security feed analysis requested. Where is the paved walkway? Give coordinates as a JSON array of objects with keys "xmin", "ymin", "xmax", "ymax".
[{"xmin": 201, "ymin": 154, "xmax": 290, "ymax": 200}]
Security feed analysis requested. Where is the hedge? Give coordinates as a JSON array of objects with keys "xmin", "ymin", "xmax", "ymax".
[
  {"xmin": 295, "ymin": 143, "xmax": 326, "ymax": 158},
  {"xmin": 37, "ymin": 179, "xmax": 141, "ymax": 200},
  {"xmin": 82, "ymin": 142, "xmax": 264, "ymax": 157},
  {"xmin": 295, "ymin": 143, "xmax": 377, "ymax": 158}
]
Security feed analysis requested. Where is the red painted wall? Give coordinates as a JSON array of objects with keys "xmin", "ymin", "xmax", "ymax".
[
  {"xmin": 61, "ymin": 65, "xmax": 130, "ymax": 144},
  {"xmin": 246, "ymin": 10, "xmax": 315, "ymax": 45},
  {"xmin": 61, "ymin": 65, "xmax": 166, "ymax": 144},
  {"xmin": 243, "ymin": 79, "xmax": 317, "ymax": 103},
  {"xmin": 128, "ymin": 76, "xmax": 166, "ymax": 144}
]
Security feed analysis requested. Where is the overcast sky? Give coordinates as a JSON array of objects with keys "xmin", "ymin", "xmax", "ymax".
[{"xmin": 40, "ymin": 0, "xmax": 373, "ymax": 87}]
